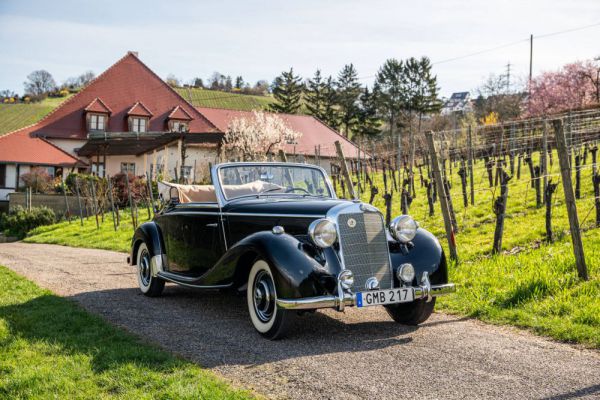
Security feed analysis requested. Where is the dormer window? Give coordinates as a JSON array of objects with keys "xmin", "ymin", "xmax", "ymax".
[
  {"xmin": 84, "ymin": 97, "xmax": 111, "ymax": 132},
  {"xmin": 170, "ymin": 120, "xmax": 189, "ymax": 132},
  {"xmin": 127, "ymin": 101, "xmax": 153, "ymax": 134},
  {"xmin": 167, "ymin": 105, "xmax": 193, "ymax": 133},
  {"xmin": 131, "ymin": 117, "xmax": 147, "ymax": 133},
  {"xmin": 89, "ymin": 114, "xmax": 106, "ymax": 131}
]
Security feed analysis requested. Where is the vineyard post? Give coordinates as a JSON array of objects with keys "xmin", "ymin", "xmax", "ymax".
[
  {"xmin": 107, "ymin": 175, "xmax": 117, "ymax": 231},
  {"xmin": 75, "ymin": 178, "xmax": 83, "ymax": 226},
  {"xmin": 467, "ymin": 125, "xmax": 475, "ymax": 205},
  {"xmin": 335, "ymin": 141, "xmax": 356, "ymax": 199},
  {"xmin": 553, "ymin": 119, "xmax": 588, "ymax": 281},
  {"xmin": 90, "ymin": 180, "xmax": 99, "ymax": 229},
  {"xmin": 425, "ymin": 131, "xmax": 458, "ymax": 262},
  {"xmin": 542, "ymin": 120, "xmax": 549, "ymax": 203},
  {"xmin": 125, "ymin": 174, "xmax": 137, "ymax": 230},
  {"xmin": 61, "ymin": 179, "xmax": 71, "ymax": 223}
]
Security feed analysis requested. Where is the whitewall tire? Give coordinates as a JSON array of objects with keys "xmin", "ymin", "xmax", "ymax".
[
  {"xmin": 137, "ymin": 242, "xmax": 165, "ymax": 297},
  {"xmin": 247, "ymin": 259, "xmax": 293, "ymax": 339}
]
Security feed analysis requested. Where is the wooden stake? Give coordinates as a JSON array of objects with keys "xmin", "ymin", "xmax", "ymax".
[
  {"xmin": 553, "ymin": 119, "xmax": 588, "ymax": 281},
  {"xmin": 75, "ymin": 178, "xmax": 83, "ymax": 226},
  {"xmin": 425, "ymin": 132, "xmax": 458, "ymax": 261},
  {"xmin": 335, "ymin": 141, "xmax": 356, "ymax": 199},
  {"xmin": 107, "ymin": 175, "xmax": 117, "ymax": 231},
  {"xmin": 467, "ymin": 125, "xmax": 475, "ymax": 205}
]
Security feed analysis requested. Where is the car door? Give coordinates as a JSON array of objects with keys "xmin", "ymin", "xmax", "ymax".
[{"xmin": 159, "ymin": 203, "xmax": 224, "ymax": 277}]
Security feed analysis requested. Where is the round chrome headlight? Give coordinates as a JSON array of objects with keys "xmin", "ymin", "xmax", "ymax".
[
  {"xmin": 397, "ymin": 263, "xmax": 415, "ymax": 283},
  {"xmin": 308, "ymin": 218, "xmax": 337, "ymax": 248},
  {"xmin": 389, "ymin": 215, "xmax": 418, "ymax": 243}
]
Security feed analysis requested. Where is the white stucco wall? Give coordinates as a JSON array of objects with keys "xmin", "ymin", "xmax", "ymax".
[{"xmin": 48, "ymin": 138, "xmax": 87, "ymax": 158}]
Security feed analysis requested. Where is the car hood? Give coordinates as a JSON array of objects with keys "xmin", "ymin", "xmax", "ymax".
[{"xmin": 223, "ymin": 197, "xmax": 350, "ymax": 216}]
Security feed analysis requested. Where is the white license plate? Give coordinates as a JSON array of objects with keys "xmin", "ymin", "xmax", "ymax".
[{"xmin": 356, "ymin": 288, "xmax": 414, "ymax": 307}]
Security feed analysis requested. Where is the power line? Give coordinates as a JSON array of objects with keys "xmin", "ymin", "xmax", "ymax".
[{"xmin": 356, "ymin": 21, "xmax": 600, "ymax": 81}]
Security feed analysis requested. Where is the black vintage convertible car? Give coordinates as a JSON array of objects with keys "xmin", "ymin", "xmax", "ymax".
[{"xmin": 130, "ymin": 162, "xmax": 455, "ymax": 339}]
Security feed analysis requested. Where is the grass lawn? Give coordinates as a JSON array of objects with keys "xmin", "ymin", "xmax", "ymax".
[
  {"xmin": 23, "ymin": 151, "xmax": 600, "ymax": 348},
  {"xmin": 0, "ymin": 266, "xmax": 252, "ymax": 399}
]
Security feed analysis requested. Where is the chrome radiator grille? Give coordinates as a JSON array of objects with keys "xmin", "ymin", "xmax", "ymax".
[{"xmin": 337, "ymin": 212, "xmax": 392, "ymax": 291}]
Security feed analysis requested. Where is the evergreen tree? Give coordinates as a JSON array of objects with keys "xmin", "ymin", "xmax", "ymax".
[
  {"xmin": 225, "ymin": 75, "xmax": 233, "ymax": 92},
  {"xmin": 305, "ymin": 70, "xmax": 326, "ymax": 118},
  {"xmin": 269, "ymin": 68, "xmax": 303, "ymax": 114},
  {"xmin": 375, "ymin": 59, "xmax": 406, "ymax": 137},
  {"xmin": 336, "ymin": 64, "xmax": 362, "ymax": 137},
  {"xmin": 234, "ymin": 76, "xmax": 245, "ymax": 90},
  {"xmin": 357, "ymin": 85, "xmax": 381, "ymax": 137}
]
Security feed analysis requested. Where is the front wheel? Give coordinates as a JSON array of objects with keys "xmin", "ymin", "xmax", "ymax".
[
  {"xmin": 136, "ymin": 242, "xmax": 165, "ymax": 297},
  {"xmin": 247, "ymin": 259, "xmax": 293, "ymax": 340},
  {"xmin": 385, "ymin": 297, "xmax": 436, "ymax": 325}
]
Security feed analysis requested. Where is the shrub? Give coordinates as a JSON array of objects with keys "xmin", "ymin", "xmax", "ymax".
[
  {"xmin": 21, "ymin": 169, "xmax": 53, "ymax": 193},
  {"xmin": 111, "ymin": 173, "xmax": 147, "ymax": 207},
  {"xmin": 0, "ymin": 206, "xmax": 56, "ymax": 239}
]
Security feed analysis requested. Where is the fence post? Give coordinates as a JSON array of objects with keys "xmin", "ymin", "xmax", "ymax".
[
  {"xmin": 425, "ymin": 131, "xmax": 458, "ymax": 262},
  {"xmin": 467, "ymin": 125, "xmax": 475, "ymax": 205},
  {"xmin": 335, "ymin": 141, "xmax": 356, "ymax": 199},
  {"xmin": 553, "ymin": 119, "xmax": 588, "ymax": 281}
]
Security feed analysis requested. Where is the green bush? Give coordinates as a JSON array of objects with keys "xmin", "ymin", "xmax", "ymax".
[{"xmin": 0, "ymin": 206, "xmax": 56, "ymax": 239}]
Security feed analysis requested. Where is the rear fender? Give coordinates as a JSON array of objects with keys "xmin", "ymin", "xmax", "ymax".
[{"xmin": 130, "ymin": 222, "xmax": 165, "ymax": 268}]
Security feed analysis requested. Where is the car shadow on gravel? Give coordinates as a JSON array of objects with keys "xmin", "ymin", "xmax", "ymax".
[{"xmin": 67, "ymin": 284, "xmax": 431, "ymax": 368}]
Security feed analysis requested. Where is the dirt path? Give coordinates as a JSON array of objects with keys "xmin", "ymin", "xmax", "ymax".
[{"xmin": 1, "ymin": 242, "xmax": 599, "ymax": 399}]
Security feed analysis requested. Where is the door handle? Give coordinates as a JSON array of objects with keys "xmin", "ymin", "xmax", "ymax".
[{"xmin": 206, "ymin": 223, "xmax": 218, "ymax": 228}]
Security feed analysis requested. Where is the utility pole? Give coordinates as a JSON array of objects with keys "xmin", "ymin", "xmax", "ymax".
[
  {"xmin": 529, "ymin": 34, "xmax": 533, "ymax": 83},
  {"xmin": 505, "ymin": 62, "xmax": 511, "ymax": 94}
]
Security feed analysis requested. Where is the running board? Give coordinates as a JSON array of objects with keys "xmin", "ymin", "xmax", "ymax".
[{"xmin": 157, "ymin": 271, "xmax": 232, "ymax": 289}]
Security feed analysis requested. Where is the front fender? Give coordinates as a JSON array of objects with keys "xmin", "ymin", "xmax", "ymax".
[
  {"xmin": 130, "ymin": 221, "xmax": 165, "ymax": 266},
  {"xmin": 204, "ymin": 231, "xmax": 336, "ymax": 299},
  {"xmin": 389, "ymin": 228, "xmax": 448, "ymax": 286}
]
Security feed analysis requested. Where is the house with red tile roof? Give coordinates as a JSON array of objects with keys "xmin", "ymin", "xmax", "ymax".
[{"xmin": 0, "ymin": 52, "xmax": 361, "ymax": 205}]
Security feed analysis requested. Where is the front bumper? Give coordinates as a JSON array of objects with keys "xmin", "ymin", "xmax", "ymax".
[{"xmin": 276, "ymin": 280, "xmax": 456, "ymax": 311}]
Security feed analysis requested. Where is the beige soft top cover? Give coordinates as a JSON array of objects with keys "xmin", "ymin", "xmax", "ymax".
[{"xmin": 158, "ymin": 180, "xmax": 283, "ymax": 203}]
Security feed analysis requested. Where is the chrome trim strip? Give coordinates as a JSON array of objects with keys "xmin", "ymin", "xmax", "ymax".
[
  {"xmin": 224, "ymin": 212, "xmax": 325, "ymax": 218},
  {"xmin": 276, "ymin": 283, "xmax": 456, "ymax": 310},
  {"xmin": 175, "ymin": 203, "xmax": 220, "ymax": 209},
  {"xmin": 150, "ymin": 254, "xmax": 165, "ymax": 277},
  {"xmin": 157, "ymin": 271, "xmax": 232, "ymax": 289}
]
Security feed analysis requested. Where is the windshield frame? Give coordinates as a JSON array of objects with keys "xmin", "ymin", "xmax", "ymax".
[{"xmin": 212, "ymin": 162, "xmax": 337, "ymax": 206}]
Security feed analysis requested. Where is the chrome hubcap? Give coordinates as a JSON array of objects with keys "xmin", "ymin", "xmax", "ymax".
[
  {"xmin": 139, "ymin": 249, "xmax": 151, "ymax": 286},
  {"xmin": 253, "ymin": 270, "xmax": 275, "ymax": 323}
]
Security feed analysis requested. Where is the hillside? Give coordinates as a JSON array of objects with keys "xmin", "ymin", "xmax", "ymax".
[
  {"xmin": 0, "ymin": 96, "xmax": 72, "ymax": 136},
  {"xmin": 175, "ymin": 87, "xmax": 275, "ymax": 110},
  {"xmin": 0, "ymin": 89, "xmax": 276, "ymax": 136}
]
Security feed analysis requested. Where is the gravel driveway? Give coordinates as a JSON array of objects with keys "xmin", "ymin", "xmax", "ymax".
[{"xmin": 1, "ymin": 242, "xmax": 599, "ymax": 399}]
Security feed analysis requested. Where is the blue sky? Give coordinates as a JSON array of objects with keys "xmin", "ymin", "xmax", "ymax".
[{"xmin": 0, "ymin": 0, "xmax": 599, "ymax": 97}]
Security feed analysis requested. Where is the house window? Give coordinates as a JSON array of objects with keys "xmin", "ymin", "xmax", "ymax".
[
  {"xmin": 91, "ymin": 163, "xmax": 104, "ymax": 176},
  {"xmin": 171, "ymin": 121, "xmax": 189, "ymax": 132},
  {"xmin": 0, "ymin": 164, "xmax": 6, "ymax": 187},
  {"xmin": 89, "ymin": 114, "xmax": 106, "ymax": 131},
  {"xmin": 131, "ymin": 117, "xmax": 147, "ymax": 133},
  {"xmin": 121, "ymin": 162, "xmax": 136, "ymax": 175}
]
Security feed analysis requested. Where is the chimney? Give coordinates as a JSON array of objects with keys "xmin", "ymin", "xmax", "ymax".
[{"xmin": 128, "ymin": 51, "xmax": 139, "ymax": 57}]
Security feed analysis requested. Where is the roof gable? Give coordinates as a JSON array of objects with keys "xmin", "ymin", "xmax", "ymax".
[
  {"xmin": 168, "ymin": 105, "xmax": 193, "ymax": 120},
  {"xmin": 127, "ymin": 101, "xmax": 153, "ymax": 117},
  {"xmin": 84, "ymin": 97, "xmax": 112, "ymax": 114},
  {"xmin": 0, "ymin": 127, "xmax": 82, "ymax": 166},
  {"xmin": 20, "ymin": 52, "xmax": 218, "ymax": 140}
]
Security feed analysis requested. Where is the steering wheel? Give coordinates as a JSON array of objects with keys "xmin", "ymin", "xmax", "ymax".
[{"xmin": 285, "ymin": 187, "xmax": 311, "ymax": 194}]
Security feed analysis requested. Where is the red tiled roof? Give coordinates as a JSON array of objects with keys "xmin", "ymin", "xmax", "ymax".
[
  {"xmin": 0, "ymin": 127, "xmax": 82, "ymax": 166},
  {"xmin": 196, "ymin": 107, "xmax": 360, "ymax": 158},
  {"xmin": 127, "ymin": 101, "xmax": 153, "ymax": 117},
  {"xmin": 168, "ymin": 105, "xmax": 193, "ymax": 120},
  {"xmin": 84, "ymin": 97, "xmax": 112, "ymax": 114},
  {"xmin": 23, "ymin": 52, "xmax": 218, "ymax": 140}
]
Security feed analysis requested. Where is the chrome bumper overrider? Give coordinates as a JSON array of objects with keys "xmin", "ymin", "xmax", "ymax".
[{"xmin": 276, "ymin": 282, "xmax": 456, "ymax": 311}]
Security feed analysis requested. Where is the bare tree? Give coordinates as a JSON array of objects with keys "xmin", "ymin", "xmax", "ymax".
[{"xmin": 24, "ymin": 70, "xmax": 56, "ymax": 96}]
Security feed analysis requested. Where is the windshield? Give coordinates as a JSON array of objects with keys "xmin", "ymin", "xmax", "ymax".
[{"xmin": 218, "ymin": 164, "xmax": 333, "ymax": 201}]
